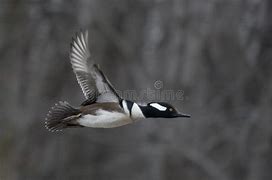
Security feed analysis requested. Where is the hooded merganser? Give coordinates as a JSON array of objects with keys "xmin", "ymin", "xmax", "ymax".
[{"xmin": 45, "ymin": 30, "xmax": 190, "ymax": 132}]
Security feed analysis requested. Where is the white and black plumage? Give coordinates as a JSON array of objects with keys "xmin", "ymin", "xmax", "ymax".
[{"xmin": 45, "ymin": 30, "xmax": 190, "ymax": 132}]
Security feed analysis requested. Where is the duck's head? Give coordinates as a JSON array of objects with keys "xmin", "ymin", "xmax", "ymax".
[{"xmin": 140, "ymin": 102, "xmax": 191, "ymax": 118}]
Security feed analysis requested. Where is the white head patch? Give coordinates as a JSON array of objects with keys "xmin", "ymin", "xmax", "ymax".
[{"xmin": 150, "ymin": 103, "xmax": 167, "ymax": 111}]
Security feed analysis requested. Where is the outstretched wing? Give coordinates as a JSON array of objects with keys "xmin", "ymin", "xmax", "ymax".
[{"xmin": 70, "ymin": 30, "xmax": 121, "ymax": 105}]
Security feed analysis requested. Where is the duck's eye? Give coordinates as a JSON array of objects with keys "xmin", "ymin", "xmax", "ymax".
[{"xmin": 169, "ymin": 108, "xmax": 173, "ymax": 112}]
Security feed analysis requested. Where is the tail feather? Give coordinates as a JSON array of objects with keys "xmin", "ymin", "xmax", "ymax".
[{"xmin": 45, "ymin": 101, "xmax": 81, "ymax": 132}]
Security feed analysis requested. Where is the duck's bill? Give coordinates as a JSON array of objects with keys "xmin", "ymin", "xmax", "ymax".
[{"xmin": 175, "ymin": 113, "xmax": 191, "ymax": 118}]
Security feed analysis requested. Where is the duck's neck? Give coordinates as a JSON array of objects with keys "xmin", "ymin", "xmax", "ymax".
[{"xmin": 120, "ymin": 99, "xmax": 146, "ymax": 119}]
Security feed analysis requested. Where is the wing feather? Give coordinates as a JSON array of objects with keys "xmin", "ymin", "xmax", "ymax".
[{"xmin": 69, "ymin": 30, "xmax": 121, "ymax": 104}]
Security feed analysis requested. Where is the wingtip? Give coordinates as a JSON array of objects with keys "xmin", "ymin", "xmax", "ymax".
[
  {"xmin": 71, "ymin": 37, "xmax": 76, "ymax": 43},
  {"xmin": 70, "ymin": 29, "xmax": 90, "ymax": 58}
]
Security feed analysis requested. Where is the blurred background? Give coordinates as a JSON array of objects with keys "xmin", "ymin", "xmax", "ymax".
[{"xmin": 1, "ymin": 0, "xmax": 272, "ymax": 180}]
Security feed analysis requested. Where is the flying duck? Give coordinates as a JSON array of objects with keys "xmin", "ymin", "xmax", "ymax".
[{"xmin": 45, "ymin": 30, "xmax": 190, "ymax": 132}]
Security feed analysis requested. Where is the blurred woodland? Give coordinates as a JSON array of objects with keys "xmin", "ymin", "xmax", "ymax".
[{"xmin": 0, "ymin": 0, "xmax": 272, "ymax": 180}]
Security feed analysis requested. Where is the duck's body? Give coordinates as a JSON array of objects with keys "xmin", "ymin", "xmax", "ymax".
[
  {"xmin": 45, "ymin": 30, "xmax": 190, "ymax": 132},
  {"xmin": 78, "ymin": 103, "xmax": 131, "ymax": 128},
  {"xmin": 78, "ymin": 101, "xmax": 144, "ymax": 128}
]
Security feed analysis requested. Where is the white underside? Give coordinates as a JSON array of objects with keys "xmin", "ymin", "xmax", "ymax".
[{"xmin": 77, "ymin": 110, "xmax": 134, "ymax": 128}]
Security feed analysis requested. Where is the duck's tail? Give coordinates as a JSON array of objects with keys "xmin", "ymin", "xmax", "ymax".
[{"xmin": 45, "ymin": 101, "xmax": 82, "ymax": 132}]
